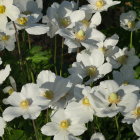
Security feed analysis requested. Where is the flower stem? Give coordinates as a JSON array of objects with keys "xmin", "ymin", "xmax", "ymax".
[
  {"xmin": 32, "ymin": 120, "xmax": 39, "ymax": 140},
  {"xmin": 60, "ymin": 38, "xmax": 64, "ymax": 76},
  {"xmin": 115, "ymin": 115, "xmax": 121, "ymax": 140},
  {"xmin": 129, "ymin": 31, "xmax": 133, "ymax": 49},
  {"xmin": 13, "ymin": 22, "xmax": 22, "ymax": 69},
  {"xmin": 54, "ymin": 36, "xmax": 58, "ymax": 75},
  {"xmin": 28, "ymin": 34, "xmax": 31, "ymax": 49}
]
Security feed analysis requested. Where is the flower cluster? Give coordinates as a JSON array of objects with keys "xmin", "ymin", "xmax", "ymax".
[{"xmin": 0, "ymin": 0, "xmax": 140, "ymax": 140}]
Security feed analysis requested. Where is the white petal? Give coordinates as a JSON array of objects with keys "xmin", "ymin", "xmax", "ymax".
[{"xmin": 41, "ymin": 122, "xmax": 59, "ymax": 136}]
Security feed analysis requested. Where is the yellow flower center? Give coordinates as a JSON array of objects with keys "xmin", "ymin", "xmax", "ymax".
[
  {"xmin": 1, "ymin": 35, "xmax": 10, "ymax": 41},
  {"xmin": 75, "ymin": 30, "xmax": 86, "ymax": 41},
  {"xmin": 0, "ymin": 5, "xmax": 6, "ymax": 14},
  {"xmin": 60, "ymin": 120, "xmax": 70, "ymax": 129},
  {"xmin": 81, "ymin": 19, "xmax": 90, "ymax": 27},
  {"xmin": 108, "ymin": 93, "xmax": 120, "ymax": 104},
  {"xmin": 43, "ymin": 90, "xmax": 54, "ymax": 100},
  {"xmin": 17, "ymin": 17, "xmax": 28, "ymax": 25},
  {"xmin": 60, "ymin": 18, "xmax": 71, "ymax": 28},
  {"xmin": 117, "ymin": 55, "xmax": 128, "ymax": 64},
  {"xmin": 132, "ymin": 107, "xmax": 140, "ymax": 117},
  {"xmin": 127, "ymin": 21, "xmax": 135, "ymax": 29},
  {"xmin": 96, "ymin": 0, "xmax": 105, "ymax": 8},
  {"xmin": 122, "ymin": 81, "xmax": 129, "ymax": 86},
  {"xmin": 82, "ymin": 97, "xmax": 91, "ymax": 106},
  {"xmin": 86, "ymin": 66, "xmax": 97, "ymax": 77},
  {"xmin": 8, "ymin": 88, "xmax": 14, "ymax": 95},
  {"xmin": 98, "ymin": 47, "xmax": 107, "ymax": 53},
  {"xmin": 20, "ymin": 100, "xmax": 30, "ymax": 109}
]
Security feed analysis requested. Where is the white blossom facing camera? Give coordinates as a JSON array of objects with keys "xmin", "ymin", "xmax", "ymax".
[
  {"xmin": 0, "ymin": 0, "xmax": 20, "ymax": 30},
  {"xmin": 120, "ymin": 10, "xmax": 140, "ymax": 31},
  {"xmin": 41, "ymin": 109, "xmax": 87, "ymax": 140},
  {"xmin": 92, "ymin": 80, "xmax": 139, "ymax": 117},
  {"xmin": 3, "ymin": 84, "xmax": 42, "ymax": 122},
  {"xmin": 81, "ymin": 0, "xmax": 121, "ymax": 13},
  {"xmin": 69, "ymin": 49, "xmax": 112, "ymax": 85}
]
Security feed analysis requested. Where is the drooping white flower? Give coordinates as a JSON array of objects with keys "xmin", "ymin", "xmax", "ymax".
[
  {"xmin": 92, "ymin": 80, "xmax": 139, "ymax": 117},
  {"xmin": 0, "ymin": 0, "xmax": 20, "ymax": 30},
  {"xmin": 107, "ymin": 47, "xmax": 140, "ymax": 69},
  {"xmin": 90, "ymin": 132, "xmax": 105, "ymax": 140},
  {"xmin": 3, "ymin": 76, "xmax": 17, "ymax": 95},
  {"xmin": 69, "ymin": 49, "xmax": 112, "ymax": 85},
  {"xmin": 0, "ymin": 117, "xmax": 6, "ymax": 137},
  {"xmin": 95, "ymin": 34, "xmax": 119, "ymax": 58},
  {"xmin": 10, "ymin": 13, "xmax": 49, "ymax": 35},
  {"xmin": 0, "ymin": 31, "xmax": 16, "ymax": 51},
  {"xmin": 133, "ymin": 119, "xmax": 140, "ymax": 136},
  {"xmin": 13, "ymin": 0, "xmax": 42, "ymax": 17},
  {"xmin": 52, "ymin": 74, "xmax": 83, "ymax": 109},
  {"xmin": 120, "ymin": 10, "xmax": 140, "ymax": 31},
  {"xmin": 41, "ymin": 109, "xmax": 87, "ymax": 140},
  {"xmin": 3, "ymin": 83, "xmax": 42, "ymax": 122},
  {"xmin": 0, "ymin": 59, "xmax": 11, "ymax": 85},
  {"xmin": 36, "ymin": 70, "xmax": 72, "ymax": 110},
  {"xmin": 81, "ymin": 0, "xmax": 120, "ymax": 13},
  {"xmin": 113, "ymin": 65, "xmax": 140, "ymax": 87}
]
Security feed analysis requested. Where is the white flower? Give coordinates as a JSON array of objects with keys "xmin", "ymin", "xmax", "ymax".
[
  {"xmin": 0, "ymin": 0, "xmax": 20, "ymax": 30},
  {"xmin": 36, "ymin": 70, "xmax": 72, "ymax": 110},
  {"xmin": 41, "ymin": 109, "xmax": 87, "ymax": 140},
  {"xmin": 65, "ymin": 85, "xmax": 96, "ymax": 123},
  {"xmin": 133, "ymin": 119, "xmax": 140, "ymax": 136},
  {"xmin": 0, "ymin": 117, "xmax": 6, "ymax": 137},
  {"xmin": 90, "ymin": 133, "xmax": 105, "ymax": 140},
  {"xmin": 0, "ymin": 59, "xmax": 11, "ymax": 85},
  {"xmin": 13, "ymin": 0, "xmax": 42, "ymax": 17},
  {"xmin": 53, "ymin": 74, "xmax": 83, "ymax": 109},
  {"xmin": 0, "ymin": 31, "xmax": 16, "ymax": 51},
  {"xmin": 107, "ymin": 47, "xmax": 140, "ymax": 69},
  {"xmin": 77, "ymin": 12, "xmax": 102, "ymax": 30},
  {"xmin": 43, "ymin": 1, "xmax": 85, "ymax": 37},
  {"xmin": 122, "ymin": 100, "xmax": 140, "ymax": 124},
  {"xmin": 113, "ymin": 65, "xmax": 140, "ymax": 87},
  {"xmin": 3, "ymin": 76, "xmax": 16, "ymax": 94},
  {"xmin": 92, "ymin": 80, "xmax": 139, "ymax": 117},
  {"xmin": 120, "ymin": 10, "xmax": 140, "ymax": 31},
  {"xmin": 3, "ymin": 83, "xmax": 42, "ymax": 122},
  {"xmin": 10, "ymin": 13, "xmax": 49, "ymax": 35},
  {"xmin": 69, "ymin": 49, "xmax": 112, "ymax": 85},
  {"xmin": 95, "ymin": 34, "xmax": 119, "ymax": 58},
  {"xmin": 58, "ymin": 25, "xmax": 105, "ymax": 53},
  {"xmin": 81, "ymin": 0, "xmax": 120, "ymax": 13}
]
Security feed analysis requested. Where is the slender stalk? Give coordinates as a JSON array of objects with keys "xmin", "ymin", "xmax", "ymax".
[
  {"xmin": 28, "ymin": 34, "xmax": 31, "ymax": 49},
  {"xmin": 54, "ymin": 36, "xmax": 58, "ymax": 75},
  {"xmin": 129, "ymin": 31, "xmax": 133, "ymax": 49},
  {"xmin": 32, "ymin": 120, "xmax": 39, "ymax": 140},
  {"xmin": 115, "ymin": 116, "xmax": 121, "ymax": 139},
  {"xmin": 13, "ymin": 22, "xmax": 22, "ymax": 69},
  {"xmin": 60, "ymin": 38, "xmax": 64, "ymax": 76},
  {"xmin": 31, "ymin": 71, "xmax": 35, "ymax": 83},
  {"xmin": 95, "ymin": 117, "xmax": 101, "ymax": 132},
  {"xmin": 2, "ymin": 136, "xmax": 4, "ymax": 140}
]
